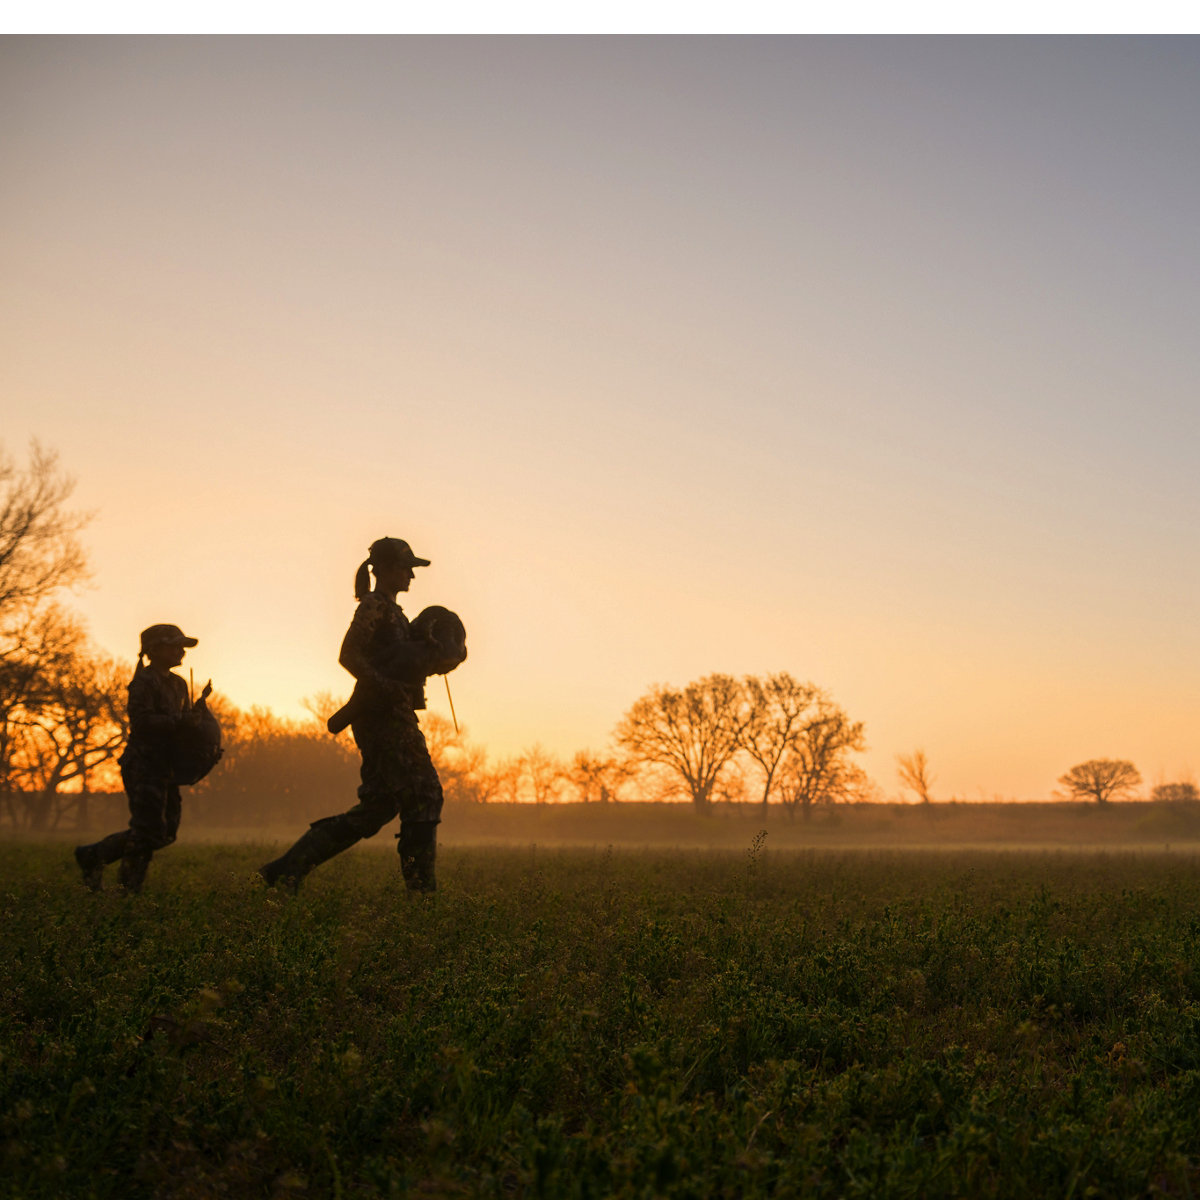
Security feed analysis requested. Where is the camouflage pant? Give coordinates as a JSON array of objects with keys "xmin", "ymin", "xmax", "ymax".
[
  {"xmin": 262, "ymin": 709, "xmax": 443, "ymax": 890},
  {"xmin": 85, "ymin": 762, "xmax": 181, "ymax": 890},
  {"xmin": 348, "ymin": 707, "xmax": 444, "ymax": 830}
]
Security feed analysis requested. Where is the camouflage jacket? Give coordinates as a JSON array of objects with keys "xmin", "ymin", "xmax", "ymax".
[
  {"xmin": 120, "ymin": 662, "xmax": 189, "ymax": 774},
  {"xmin": 339, "ymin": 592, "xmax": 431, "ymax": 711}
]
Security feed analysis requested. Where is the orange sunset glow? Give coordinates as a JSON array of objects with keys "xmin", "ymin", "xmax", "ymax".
[{"xmin": 4, "ymin": 36, "xmax": 1200, "ymax": 801}]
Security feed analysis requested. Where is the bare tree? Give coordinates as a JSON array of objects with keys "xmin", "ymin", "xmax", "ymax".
[
  {"xmin": 897, "ymin": 749, "xmax": 935, "ymax": 805},
  {"xmin": 420, "ymin": 713, "xmax": 496, "ymax": 804},
  {"xmin": 775, "ymin": 698, "xmax": 867, "ymax": 819},
  {"xmin": 520, "ymin": 744, "xmax": 565, "ymax": 804},
  {"xmin": 0, "ymin": 444, "xmax": 93, "ymax": 823},
  {"xmin": 1151, "ymin": 782, "xmax": 1200, "ymax": 804},
  {"xmin": 489, "ymin": 756, "xmax": 523, "ymax": 805},
  {"xmin": 0, "ymin": 441, "xmax": 89, "ymax": 616},
  {"xmin": 738, "ymin": 673, "xmax": 821, "ymax": 811},
  {"xmin": 563, "ymin": 750, "xmax": 633, "ymax": 804},
  {"xmin": 4, "ymin": 633, "xmax": 127, "ymax": 830},
  {"xmin": 615, "ymin": 673, "xmax": 750, "ymax": 813},
  {"xmin": 1057, "ymin": 759, "xmax": 1142, "ymax": 805},
  {"xmin": 301, "ymin": 690, "xmax": 348, "ymax": 730},
  {"xmin": 0, "ymin": 605, "xmax": 86, "ymax": 823}
]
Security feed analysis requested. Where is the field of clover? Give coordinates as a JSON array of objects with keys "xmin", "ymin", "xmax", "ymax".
[{"xmin": 4, "ymin": 839, "xmax": 1200, "ymax": 1198}]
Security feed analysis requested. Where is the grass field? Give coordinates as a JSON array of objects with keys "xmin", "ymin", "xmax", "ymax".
[{"xmin": 4, "ymin": 839, "xmax": 1200, "ymax": 1197}]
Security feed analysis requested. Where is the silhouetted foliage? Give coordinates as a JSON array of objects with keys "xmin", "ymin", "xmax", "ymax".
[
  {"xmin": 0, "ymin": 443, "xmax": 102, "ymax": 827},
  {"xmin": 520, "ymin": 744, "xmax": 566, "ymax": 805},
  {"xmin": 0, "ymin": 440, "xmax": 88, "ymax": 615},
  {"xmin": 422, "ymin": 713, "xmax": 501, "ymax": 804},
  {"xmin": 774, "ymin": 697, "xmax": 868, "ymax": 818},
  {"xmin": 739, "ymin": 674, "xmax": 826, "ymax": 810},
  {"xmin": 897, "ymin": 749, "xmax": 935, "ymax": 805},
  {"xmin": 0, "ymin": 605, "xmax": 127, "ymax": 830},
  {"xmin": 617, "ymin": 672, "xmax": 867, "ymax": 815},
  {"xmin": 1150, "ymin": 781, "xmax": 1199, "ymax": 804},
  {"xmin": 616, "ymin": 673, "xmax": 751, "ymax": 813},
  {"xmin": 190, "ymin": 703, "xmax": 359, "ymax": 827},
  {"xmin": 1057, "ymin": 759, "xmax": 1142, "ymax": 805},
  {"xmin": 563, "ymin": 750, "xmax": 633, "ymax": 804}
]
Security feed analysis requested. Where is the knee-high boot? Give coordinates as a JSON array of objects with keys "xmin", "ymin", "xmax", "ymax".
[
  {"xmin": 118, "ymin": 848, "xmax": 153, "ymax": 894},
  {"xmin": 74, "ymin": 831, "xmax": 130, "ymax": 891},
  {"xmin": 259, "ymin": 817, "xmax": 362, "ymax": 889},
  {"xmin": 398, "ymin": 821, "xmax": 438, "ymax": 893}
]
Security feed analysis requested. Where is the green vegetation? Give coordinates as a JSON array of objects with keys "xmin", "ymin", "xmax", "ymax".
[{"xmin": 5, "ymin": 842, "xmax": 1200, "ymax": 1197}]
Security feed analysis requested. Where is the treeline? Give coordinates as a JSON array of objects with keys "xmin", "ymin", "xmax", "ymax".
[{"xmin": 0, "ymin": 441, "xmax": 873, "ymax": 830}]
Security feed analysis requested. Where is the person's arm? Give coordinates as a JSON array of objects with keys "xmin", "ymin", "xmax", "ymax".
[{"xmin": 338, "ymin": 597, "xmax": 412, "ymax": 694}]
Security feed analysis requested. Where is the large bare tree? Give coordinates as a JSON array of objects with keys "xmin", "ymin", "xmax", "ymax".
[
  {"xmin": 775, "ymin": 697, "xmax": 867, "ymax": 819},
  {"xmin": 10, "ymin": 647, "xmax": 128, "ymax": 830},
  {"xmin": 0, "ymin": 441, "xmax": 88, "ymax": 616},
  {"xmin": 0, "ymin": 444, "xmax": 94, "ymax": 821},
  {"xmin": 1057, "ymin": 759, "xmax": 1142, "ymax": 805},
  {"xmin": 0, "ymin": 605, "xmax": 86, "ymax": 823},
  {"xmin": 615, "ymin": 673, "xmax": 750, "ymax": 812},
  {"xmin": 738, "ymin": 673, "xmax": 821, "ymax": 811}
]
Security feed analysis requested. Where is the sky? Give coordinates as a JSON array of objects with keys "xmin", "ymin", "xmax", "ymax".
[{"xmin": 3, "ymin": 36, "xmax": 1199, "ymax": 800}]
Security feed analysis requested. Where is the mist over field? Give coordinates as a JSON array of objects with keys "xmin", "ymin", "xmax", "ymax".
[{"xmin": 25, "ymin": 796, "xmax": 1200, "ymax": 855}]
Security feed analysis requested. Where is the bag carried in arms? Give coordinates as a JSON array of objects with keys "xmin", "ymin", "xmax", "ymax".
[
  {"xmin": 171, "ymin": 695, "xmax": 224, "ymax": 785},
  {"xmin": 328, "ymin": 605, "xmax": 468, "ymax": 735}
]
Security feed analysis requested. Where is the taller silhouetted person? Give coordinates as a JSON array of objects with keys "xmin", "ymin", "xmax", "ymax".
[{"xmin": 259, "ymin": 537, "xmax": 465, "ymax": 893}]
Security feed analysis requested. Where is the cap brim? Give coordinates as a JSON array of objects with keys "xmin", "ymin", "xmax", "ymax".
[
  {"xmin": 180, "ymin": 636, "xmax": 199, "ymax": 647},
  {"xmin": 412, "ymin": 557, "xmax": 431, "ymax": 567}
]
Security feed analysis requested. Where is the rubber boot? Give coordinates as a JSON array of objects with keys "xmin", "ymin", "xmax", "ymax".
[
  {"xmin": 117, "ymin": 848, "xmax": 152, "ymax": 895},
  {"xmin": 75, "ymin": 831, "xmax": 133, "ymax": 891},
  {"xmin": 398, "ymin": 821, "xmax": 438, "ymax": 894},
  {"xmin": 259, "ymin": 818, "xmax": 361, "ymax": 890},
  {"xmin": 73, "ymin": 843, "xmax": 104, "ymax": 892}
]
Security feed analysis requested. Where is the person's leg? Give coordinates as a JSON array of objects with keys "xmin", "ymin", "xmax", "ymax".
[
  {"xmin": 259, "ymin": 811, "xmax": 377, "ymax": 888},
  {"xmin": 394, "ymin": 714, "xmax": 445, "ymax": 893},
  {"xmin": 164, "ymin": 785, "xmax": 182, "ymax": 844},
  {"xmin": 260, "ymin": 722, "xmax": 397, "ymax": 888},
  {"xmin": 397, "ymin": 821, "xmax": 438, "ymax": 893},
  {"xmin": 74, "ymin": 767, "xmax": 169, "ymax": 891},
  {"xmin": 117, "ymin": 771, "xmax": 173, "ymax": 894}
]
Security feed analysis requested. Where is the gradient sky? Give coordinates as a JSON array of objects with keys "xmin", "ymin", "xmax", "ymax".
[{"xmin": 3, "ymin": 36, "xmax": 1199, "ymax": 800}]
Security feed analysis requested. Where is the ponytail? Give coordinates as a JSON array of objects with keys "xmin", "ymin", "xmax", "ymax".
[{"xmin": 354, "ymin": 559, "xmax": 373, "ymax": 601}]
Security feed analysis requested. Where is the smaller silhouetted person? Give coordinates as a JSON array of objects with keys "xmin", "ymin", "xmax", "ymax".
[
  {"xmin": 74, "ymin": 624, "xmax": 212, "ymax": 894},
  {"xmin": 259, "ymin": 537, "xmax": 464, "ymax": 893}
]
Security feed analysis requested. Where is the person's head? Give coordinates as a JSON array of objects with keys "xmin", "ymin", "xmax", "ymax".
[
  {"xmin": 139, "ymin": 623, "xmax": 197, "ymax": 669},
  {"xmin": 354, "ymin": 537, "xmax": 431, "ymax": 600}
]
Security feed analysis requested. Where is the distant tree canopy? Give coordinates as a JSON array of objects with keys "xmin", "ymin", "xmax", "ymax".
[
  {"xmin": 1057, "ymin": 759, "xmax": 1142, "ymax": 805},
  {"xmin": 616, "ymin": 672, "xmax": 866, "ymax": 815},
  {"xmin": 1150, "ymin": 782, "xmax": 1200, "ymax": 804}
]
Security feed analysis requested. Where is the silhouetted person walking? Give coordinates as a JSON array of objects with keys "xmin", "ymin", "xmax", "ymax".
[
  {"xmin": 259, "ymin": 537, "xmax": 464, "ymax": 893},
  {"xmin": 74, "ymin": 624, "xmax": 213, "ymax": 893}
]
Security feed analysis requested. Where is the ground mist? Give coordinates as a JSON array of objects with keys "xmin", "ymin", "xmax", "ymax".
[
  {"xmin": 34, "ymin": 797, "xmax": 1200, "ymax": 853},
  {"xmin": 4, "ymin": 842, "xmax": 1200, "ymax": 1197}
]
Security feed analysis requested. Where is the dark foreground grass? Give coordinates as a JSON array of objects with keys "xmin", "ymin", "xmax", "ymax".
[{"xmin": 4, "ymin": 842, "xmax": 1200, "ymax": 1198}]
